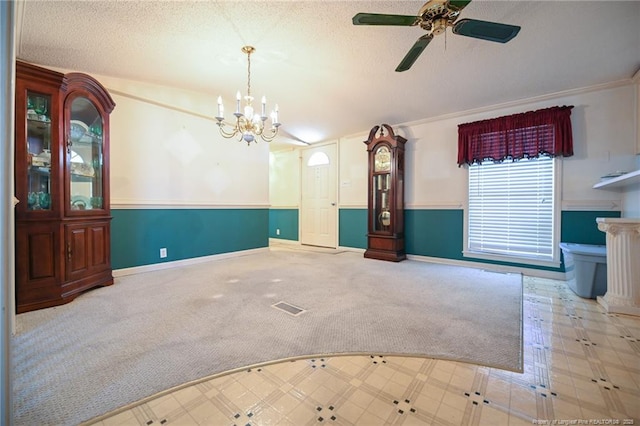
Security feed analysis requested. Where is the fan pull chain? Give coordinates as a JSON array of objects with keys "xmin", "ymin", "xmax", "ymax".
[{"xmin": 444, "ymin": 27, "xmax": 447, "ymax": 51}]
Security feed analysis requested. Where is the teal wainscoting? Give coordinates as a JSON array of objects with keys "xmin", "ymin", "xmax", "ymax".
[
  {"xmin": 339, "ymin": 209, "xmax": 465, "ymax": 256},
  {"xmin": 405, "ymin": 209, "xmax": 464, "ymax": 261},
  {"xmin": 339, "ymin": 208, "xmax": 367, "ymax": 249},
  {"xmin": 269, "ymin": 208, "xmax": 299, "ymax": 240},
  {"xmin": 111, "ymin": 208, "xmax": 268, "ymax": 270},
  {"xmin": 560, "ymin": 210, "xmax": 620, "ymax": 245},
  {"xmin": 340, "ymin": 208, "xmax": 620, "ymax": 273}
]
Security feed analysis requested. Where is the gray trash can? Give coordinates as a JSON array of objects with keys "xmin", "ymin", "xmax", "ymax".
[{"xmin": 559, "ymin": 242, "xmax": 607, "ymax": 299}]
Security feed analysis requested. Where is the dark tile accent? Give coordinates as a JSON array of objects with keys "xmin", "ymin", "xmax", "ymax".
[
  {"xmin": 464, "ymin": 390, "xmax": 491, "ymax": 405},
  {"xmin": 370, "ymin": 355, "xmax": 386, "ymax": 364},
  {"xmin": 591, "ymin": 377, "xmax": 619, "ymax": 391},
  {"xmin": 310, "ymin": 359, "xmax": 327, "ymax": 369}
]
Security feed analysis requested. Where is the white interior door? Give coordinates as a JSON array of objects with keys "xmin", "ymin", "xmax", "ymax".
[{"xmin": 300, "ymin": 144, "xmax": 337, "ymax": 248}]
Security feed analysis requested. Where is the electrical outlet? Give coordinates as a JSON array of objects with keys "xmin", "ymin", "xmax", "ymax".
[
  {"xmin": 160, "ymin": 248, "xmax": 167, "ymax": 258},
  {"xmin": 276, "ymin": 229, "xmax": 280, "ymax": 235}
]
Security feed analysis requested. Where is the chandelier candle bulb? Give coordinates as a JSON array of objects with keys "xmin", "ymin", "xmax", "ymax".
[
  {"xmin": 261, "ymin": 96, "xmax": 266, "ymax": 117},
  {"xmin": 236, "ymin": 91, "xmax": 241, "ymax": 114},
  {"xmin": 217, "ymin": 96, "xmax": 223, "ymax": 118}
]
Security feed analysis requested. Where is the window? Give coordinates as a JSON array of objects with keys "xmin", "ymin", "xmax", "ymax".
[
  {"xmin": 458, "ymin": 106, "xmax": 573, "ymax": 267},
  {"xmin": 307, "ymin": 152, "xmax": 329, "ymax": 167},
  {"xmin": 466, "ymin": 156, "xmax": 559, "ymax": 265}
]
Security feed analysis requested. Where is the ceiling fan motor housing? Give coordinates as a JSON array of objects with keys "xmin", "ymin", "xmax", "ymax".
[
  {"xmin": 419, "ymin": 1, "xmax": 460, "ymax": 35},
  {"xmin": 432, "ymin": 18, "xmax": 448, "ymax": 35}
]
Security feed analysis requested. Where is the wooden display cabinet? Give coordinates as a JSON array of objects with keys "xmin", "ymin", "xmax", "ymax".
[
  {"xmin": 363, "ymin": 124, "xmax": 407, "ymax": 262},
  {"xmin": 15, "ymin": 61, "xmax": 116, "ymax": 313}
]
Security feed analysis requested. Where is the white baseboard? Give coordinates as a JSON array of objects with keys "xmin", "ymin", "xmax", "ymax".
[
  {"xmin": 406, "ymin": 254, "xmax": 566, "ymax": 280},
  {"xmin": 112, "ymin": 247, "xmax": 269, "ymax": 278},
  {"xmin": 338, "ymin": 246, "xmax": 366, "ymax": 254},
  {"xmin": 268, "ymin": 238, "xmax": 299, "ymax": 246},
  {"xmin": 114, "ymin": 244, "xmax": 565, "ymax": 281}
]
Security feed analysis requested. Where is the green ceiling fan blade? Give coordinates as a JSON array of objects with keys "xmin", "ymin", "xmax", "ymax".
[
  {"xmin": 352, "ymin": 13, "xmax": 418, "ymax": 26},
  {"xmin": 452, "ymin": 18, "xmax": 520, "ymax": 43},
  {"xmin": 395, "ymin": 34, "xmax": 434, "ymax": 72}
]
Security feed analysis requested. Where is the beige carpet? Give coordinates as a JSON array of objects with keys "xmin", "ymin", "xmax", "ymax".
[{"xmin": 12, "ymin": 247, "xmax": 522, "ymax": 425}]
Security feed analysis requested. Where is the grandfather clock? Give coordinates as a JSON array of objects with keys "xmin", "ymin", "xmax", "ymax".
[{"xmin": 364, "ymin": 124, "xmax": 407, "ymax": 262}]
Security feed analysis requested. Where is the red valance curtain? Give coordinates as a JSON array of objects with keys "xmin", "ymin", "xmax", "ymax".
[{"xmin": 457, "ymin": 105, "xmax": 574, "ymax": 166}]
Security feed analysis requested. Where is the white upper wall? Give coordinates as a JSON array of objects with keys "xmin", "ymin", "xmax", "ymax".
[
  {"xmin": 333, "ymin": 82, "xmax": 638, "ymax": 215},
  {"xmin": 92, "ymin": 74, "xmax": 270, "ymax": 207},
  {"xmin": 269, "ymin": 148, "xmax": 300, "ymax": 208}
]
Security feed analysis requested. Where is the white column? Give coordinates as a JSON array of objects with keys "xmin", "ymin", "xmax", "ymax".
[{"xmin": 596, "ymin": 218, "xmax": 640, "ymax": 316}]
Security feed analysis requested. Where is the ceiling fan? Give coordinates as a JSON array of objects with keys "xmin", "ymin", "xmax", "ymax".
[{"xmin": 353, "ymin": 0, "xmax": 521, "ymax": 72}]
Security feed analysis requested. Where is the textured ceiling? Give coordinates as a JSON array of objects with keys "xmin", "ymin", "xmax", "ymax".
[{"xmin": 15, "ymin": 1, "xmax": 640, "ymax": 148}]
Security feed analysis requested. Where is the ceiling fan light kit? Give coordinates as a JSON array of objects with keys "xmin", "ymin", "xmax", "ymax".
[{"xmin": 353, "ymin": 0, "xmax": 521, "ymax": 72}]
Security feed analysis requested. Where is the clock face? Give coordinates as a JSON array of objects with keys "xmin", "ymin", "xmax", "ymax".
[{"xmin": 374, "ymin": 146, "xmax": 391, "ymax": 172}]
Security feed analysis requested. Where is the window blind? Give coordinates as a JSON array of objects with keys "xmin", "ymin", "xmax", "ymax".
[{"xmin": 468, "ymin": 156, "xmax": 554, "ymax": 261}]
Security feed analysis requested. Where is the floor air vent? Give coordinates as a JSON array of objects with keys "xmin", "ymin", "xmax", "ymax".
[{"xmin": 272, "ymin": 301, "xmax": 305, "ymax": 316}]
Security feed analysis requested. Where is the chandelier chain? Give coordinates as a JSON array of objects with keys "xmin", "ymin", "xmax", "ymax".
[{"xmin": 246, "ymin": 49, "xmax": 251, "ymax": 99}]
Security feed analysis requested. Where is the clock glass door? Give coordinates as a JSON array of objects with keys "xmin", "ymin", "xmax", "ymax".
[{"xmin": 372, "ymin": 145, "xmax": 392, "ymax": 232}]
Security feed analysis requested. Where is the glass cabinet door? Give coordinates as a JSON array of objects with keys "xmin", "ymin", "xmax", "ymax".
[
  {"xmin": 68, "ymin": 96, "xmax": 104, "ymax": 211},
  {"xmin": 26, "ymin": 91, "xmax": 53, "ymax": 211}
]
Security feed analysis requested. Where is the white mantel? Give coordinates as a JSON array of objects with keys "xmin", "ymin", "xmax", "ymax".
[{"xmin": 596, "ymin": 218, "xmax": 640, "ymax": 316}]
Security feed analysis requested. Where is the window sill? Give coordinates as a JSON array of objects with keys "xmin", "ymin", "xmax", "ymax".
[{"xmin": 462, "ymin": 250, "xmax": 561, "ymax": 268}]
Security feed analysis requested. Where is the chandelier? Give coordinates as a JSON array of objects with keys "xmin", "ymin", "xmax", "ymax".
[{"xmin": 215, "ymin": 46, "xmax": 281, "ymax": 144}]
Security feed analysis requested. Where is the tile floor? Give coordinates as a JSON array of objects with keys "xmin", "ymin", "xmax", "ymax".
[{"xmin": 87, "ymin": 276, "xmax": 640, "ymax": 426}]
